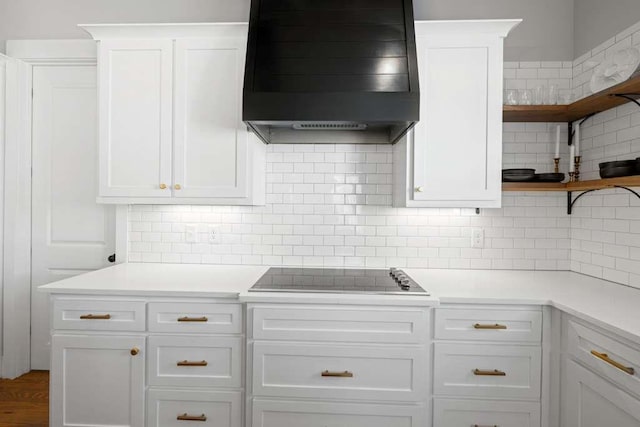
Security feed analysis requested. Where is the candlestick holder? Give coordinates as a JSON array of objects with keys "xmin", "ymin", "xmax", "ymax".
[
  {"xmin": 569, "ymin": 171, "xmax": 576, "ymax": 182},
  {"xmin": 554, "ymin": 158, "xmax": 560, "ymax": 174},
  {"xmin": 574, "ymin": 156, "xmax": 582, "ymax": 181}
]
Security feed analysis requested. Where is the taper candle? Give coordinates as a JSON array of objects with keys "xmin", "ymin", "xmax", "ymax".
[
  {"xmin": 569, "ymin": 145, "xmax": 575, "ymax": 172},
  {"xmin": 575, "ymin": 122, "xmax": 580, "ymax": 157},
  {"xmin": 555, "ymin": 125, "xmax": 561, "ymax": 158}
]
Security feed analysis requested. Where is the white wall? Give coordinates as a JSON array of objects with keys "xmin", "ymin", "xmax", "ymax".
[
  {"xmin": 419, "ymin": 0, "xmax": 574, "ymax": 61},
  {"xmin": 574, "ymin": 0, "xmax": 640, "ymax": 58},
  {"xmin": 0, "ymin": 0, "xmax": 573, "ymax": 61}
]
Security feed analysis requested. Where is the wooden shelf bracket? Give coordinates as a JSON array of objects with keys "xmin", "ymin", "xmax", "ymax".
[{"xmin": 567, "ymin": 185, "xmax": 640, "ymax": 215}]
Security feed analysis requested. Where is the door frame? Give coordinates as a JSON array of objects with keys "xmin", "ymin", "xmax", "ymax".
[{"xmin": 2, "ymin": 40, "xmax": 128, "ymax": 379}]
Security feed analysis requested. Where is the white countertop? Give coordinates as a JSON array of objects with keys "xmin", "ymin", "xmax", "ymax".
[
  {"xmin": 38, "ymin": 263, "xmax": 269, "ymax": 298},
  {"xmin": 40, "ymin": 263, "xmax": 640, "ymax": 342},
  {"xmin": 405, "ymin": 268, "xmax": 640, "ymax": 343}
]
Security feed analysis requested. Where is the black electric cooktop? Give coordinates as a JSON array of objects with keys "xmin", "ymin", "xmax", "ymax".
[{"xmin": 248, "ymin": 268, "xmax": 428, "ymax": 296}]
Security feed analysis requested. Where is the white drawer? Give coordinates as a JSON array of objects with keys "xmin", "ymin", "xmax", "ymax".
[
  {"xmin": 567, "ymin": 319, "xmax": 640, "ymax": 397},
  {"xmin": 434, "ymin": 307, "xmax": 542, "ymax": 342},
  {"xmin": 252, "ymin": 342, "xmax": 427, "ymax": 401},
  {"xmin": 148, "ymin": 335, "xmax": 242, "ymax": 388},
  {"xmin": 252, "ymin": 399, "xmax": 427, "ymax": 427},
  {"xmin": 251, "ymin": 305, "xmax": 428, "ymax": 343},
  {"xmin": 434, "ymin": 399, "xmax": 541, "ymax": 427},
  {"xmin": 147, "ymin": 389, "xmax": 241, "ymax": 427},
  {"xmin": 148, "ymin": 302, "xmax": 242, "ymax": 334},
  {"xmin": 433, "ymin": 343, "xmax": 541, "ymax": 399},
  {"xmin": 52, "ymin": 298, "xmax": 146, "ymax": 331}
]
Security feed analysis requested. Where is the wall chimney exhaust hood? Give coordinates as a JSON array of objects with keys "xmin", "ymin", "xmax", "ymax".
[{"xmin": 243, "ymin": 0, "xmax": 420, "ymax": 144}]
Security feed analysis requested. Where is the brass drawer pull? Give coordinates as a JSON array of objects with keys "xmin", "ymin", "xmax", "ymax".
[
  {"xmin": 177, "ymin": 413, "xmax": 207, "ymax": 422},
  {"xmin": 321, "ymin": 370, "xmax": 353, "ymax": 378},
  {"xmin": 591, "ymin": 350, "xmax": 635, "ymax": 375},
  {"xmin": 474, "ymin": 323, "xmax": 507, "ymax": 330},
  {"xmin": 473, "ymin": 425, "xmax": 498, "ymax": 427},
  {"xmin": 80, "ymin": 314, "xmax": 111, "ymax": 320},
  {"xmin": 177, "ymin": 360, "xmax": 208, "ymax": 367},
  {"xmin": 473, "ymin": 369, "xmax": 506, "ymax": 376},
  {"xmin": 177, "ymin": 316, "xmax": 208, "ymax": 322}
]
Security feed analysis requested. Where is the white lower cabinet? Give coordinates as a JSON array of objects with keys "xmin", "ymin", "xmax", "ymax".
[
  {"xmin": 252, "ymin": 342, "xmax": 427, "ymax": 401},
  {"xmin": 148, "ymin": 335, "xmax": 242, "ymax": 388},
  {"xmin": 433, "ymin": 342, "xmax": 542, "ymax": 399},
  {"xmin": 252, "ymin": 399, "xmax": 426, "ymax": 427},
  {"xmin": 434, "ymin": 399, "xmax": 541, "ymax": 427},
  {"xmin": 50, "ymin": 334, "xmax": 145, "ymax": 427},
  {"xmin": 247, "ymin": 304, "xmax": 430, "ymax": 427},
  {"xmin": 563, "ymin": 359, "xmax": 640, "ymax": 427},
  {"xmin": 147, "ymin": 389, "xmax": 242, "ymax": 427},
  {"xmin": 49, "ymin": 295, "xmax": 244, "ymax": 427},
  {"xmin": 561, "ymin": 316, "xmax": 640, "ymax": 427},
  {"xmin": 432, "ymin": 305, "xmax": 543, "ymax": 427}
]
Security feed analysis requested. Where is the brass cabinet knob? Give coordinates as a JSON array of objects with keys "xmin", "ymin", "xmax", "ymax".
[
  {"xmin": 415, "ymin": 186, "xmax": 424, "ymax": 193},
  {"xmin": 130, "ymin": 347, "xmax": 140, "ymax": 356},
  {"xmin": 159, "ymin": 183, "xmax": 167, "ymax": 190},
  {"xmin": 174, "ymin": 184, "xmax": 182, "ymax": 190}
]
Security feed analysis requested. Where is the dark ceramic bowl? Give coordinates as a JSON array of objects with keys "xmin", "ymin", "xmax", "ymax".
[
  {"xmin": 502, "ymin": 168, "xmax": 536, "ymax": 182},
  {"xmin": 599, "ymin": 165, "xmax": 637, "ymax": 179},
  {"xmin": 599, "ymin": 160, "xmax": 636, "ymax": 170},
  {"xmin": 535, "ymin": 173, "xmax": 565, "ymax": 183}
]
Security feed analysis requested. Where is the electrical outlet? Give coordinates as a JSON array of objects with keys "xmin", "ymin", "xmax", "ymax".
[
  {"xmin": 471, "ymin": 228, "xmax": 485, "ymax": 249},
  {"xmin": 208, "ymin": 225, "xmax": 220, "ymax": 244},
  {"xmin": 185, "ymin": 224, "xmax": 198, "ymax": 243}
]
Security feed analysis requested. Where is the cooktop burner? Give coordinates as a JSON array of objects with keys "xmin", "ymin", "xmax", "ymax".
[{"xmin": 248, "ymin": 267, "xmax": 428, "ymax": 295}]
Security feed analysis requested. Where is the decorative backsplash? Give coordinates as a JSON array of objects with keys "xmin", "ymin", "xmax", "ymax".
[{"xmin": 129, "ymin": 118, "xmax": 571, "ymax": 271}]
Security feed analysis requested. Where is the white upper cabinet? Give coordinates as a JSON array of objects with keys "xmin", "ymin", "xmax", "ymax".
[
  {"xmin": 173, "ymin": 38, "xmax": 249, "ymax": 199},
  {"xmin": 393, "ymin": 20, "xmax": 520, "ymax": 208},
  {"xmin": 82, "ymin": 24, "xmax": 265, "ymax": 205},
  {"xmin": 98, "ymin": 39, "xmax": 173, "ymax": 198}
]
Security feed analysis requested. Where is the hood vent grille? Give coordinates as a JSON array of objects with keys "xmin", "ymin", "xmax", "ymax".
[
  {"xmin": 292, "ymin": 123, "xmax": 368, "ymax": 131},
  {"xmin": 243, "ymin": 0, "xmax": 419, "ymax": 144}
]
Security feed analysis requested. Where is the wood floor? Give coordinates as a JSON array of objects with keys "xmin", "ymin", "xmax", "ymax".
[{"xmin": 0, "ymin": 371, "xmax": 48, "ymax": 427}]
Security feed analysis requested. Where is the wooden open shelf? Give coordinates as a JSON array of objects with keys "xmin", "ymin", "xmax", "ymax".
[
  {"xmin": 502, "ymin": 182, "xmax": 567, "ymax": 191},
  {"xmin": 503, "ymin": 175, "xmax": 640, "ymax": 192},
  {"xmin": 503, "ymin": 73, "xmax": 640, "ymax": 123},
  {"xmin": 503, "ymin": 105, "xmax": 569, "ymax": 122}
]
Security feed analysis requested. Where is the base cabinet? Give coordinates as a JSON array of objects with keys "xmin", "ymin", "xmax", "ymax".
[
  {"xmin": 434, "ymin": 399, "xmax": 541, "ymax": 427},
  {"xmin": 252, "ymin": 399, "xmax": 426, "ymax": 427},
  {"xmin": 247, "ymin": 303, "xmax": 430, "ymax": 427},
  {"xmin": 563, "ymin": 360, "xmax": 640, "ymax": 426},
  {"xmin": 50, "ymin": 334, "xmax": 145, "ymax": 427},
  {"xmin": 147, "ymin": 389, "xmax": 242, "ymax": 427}
]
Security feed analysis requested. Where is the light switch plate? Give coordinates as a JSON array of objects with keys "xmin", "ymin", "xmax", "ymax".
[{"xmin": 185, "ymin": 224, "xmax": 198, "ymax": 243}]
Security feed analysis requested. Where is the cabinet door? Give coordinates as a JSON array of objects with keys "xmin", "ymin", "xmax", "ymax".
[
  {"xmin": 563, "ymin": 359, "xmax": 640, "ymax": 427},
  {"xmin": 173, "ymin": 38, "xmax": 249, "ymax": 199},
  {"xmin": 50, "ymin": 335, "xmax": 145, "ymax": 427},
  {"xmin": 411, "ymin": 33, "xmax": 503, "ymax": 207},
  {"xmin": 98, "ymin": 39, "xmax": 173, "ymax": 198}
]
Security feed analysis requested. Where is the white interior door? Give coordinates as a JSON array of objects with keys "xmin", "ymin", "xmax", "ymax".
[{"xmin": 31, "ymin": 66, "xmax": 116, "ymax": 369}]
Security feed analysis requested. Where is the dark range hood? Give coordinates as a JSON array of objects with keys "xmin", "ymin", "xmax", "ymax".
[{"xmin": 243, "ymin": 0, "xmax": 420, "ymax": 144}]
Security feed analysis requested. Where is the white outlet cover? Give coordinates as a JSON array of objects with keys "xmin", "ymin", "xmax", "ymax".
[{"xmin": 208, "ymin": 225, "xmax": 220, "ymax": 244}]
